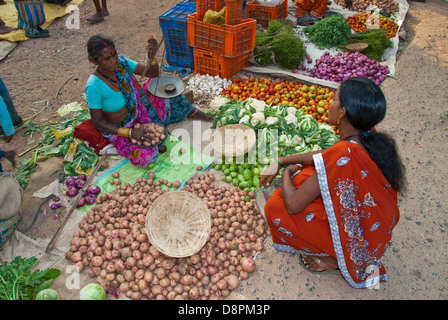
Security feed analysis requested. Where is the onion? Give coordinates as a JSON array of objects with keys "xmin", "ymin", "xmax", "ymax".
[
  {"xmin": 85, "ymin": 194, "xmax": 97, "ymax": 205},
  {"xmin": 87, "ymin": 185, "xmax": 101, "ymax": 195},
  {"xmin": 77, "ymin": 174, "xmax": 87, "ymax": 181},
  {"xmin": 66, "ymin": 187, "xmax": 78, "ymax": 198},
  {"xmin": 77, "ymin": 198, "xmax": 86, "ymax": 208},
  {"xmin": 74, "ymin": 178, "xmax": 86, "ymax": 190},
  {"xmin": 65, "ymin": 177, "xmax": 77, "ymax": 188}
]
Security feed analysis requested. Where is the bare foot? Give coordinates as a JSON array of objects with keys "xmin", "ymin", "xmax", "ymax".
[
  {"xmin": 301, "ymin": 255, "xmax": 338, "ymax": 272},
  {"xmin": 0, "ymin": 25, "xmax": 16, "ymax": 34},
  {"xmin": 86, "ymin": 13, "xmax": 104, "ymax": 24},
  {"xmin": 188, "ymin": 108, "xmax": 214, "ymax": 121}
]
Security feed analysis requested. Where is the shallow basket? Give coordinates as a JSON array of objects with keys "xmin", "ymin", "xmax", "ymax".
[
  {"xmin": 145, "ymin": 191, "xmax": 211, "ymax": 258},
  {"xmin": 210, "ymin": 124, "xmax": 256, "ymax": 157},
  {"xmin": 345, "ymin": 42, "xmax": 369, "ymax": 52}
]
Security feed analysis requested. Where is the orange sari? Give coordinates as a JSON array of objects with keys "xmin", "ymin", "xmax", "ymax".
[
  {"xmin": 264, "ymin": 141, "xmax": 400, "ymax": 288},
  {"xmin": 295, "ymin": 0, "xmax": 328, "ymax": 19}
]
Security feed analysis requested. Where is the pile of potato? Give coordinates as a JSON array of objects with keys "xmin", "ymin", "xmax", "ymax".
[
  {"xmin": 65, "ymin": 171, "xmax": 270, "ymax": 300},
  {"xmin": 334, "ymin": 0, "xmax": 400, "ymax": 15},
  {"xmin": 131, "ymin": 123, "xmax": 166, "ymax": 147}
]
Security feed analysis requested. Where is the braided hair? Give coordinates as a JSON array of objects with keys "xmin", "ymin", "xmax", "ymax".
[{"xmin": 339, "ymin": 77, "xmax": 406, "ymax": 192}]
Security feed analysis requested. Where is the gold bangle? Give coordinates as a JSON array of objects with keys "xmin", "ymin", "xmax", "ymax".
[
  {"xmin": 117, "ymin": 128, "xmax": 131, "ymax": 138},
  {"xmin": 151, "ymin": 57, "xmax": 158, "ymax": 66}
]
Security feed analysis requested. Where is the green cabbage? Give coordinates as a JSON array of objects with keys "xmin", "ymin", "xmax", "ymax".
[{"xmin": 79, "ymin": 283, "xmax": 106, "ymax": 300}]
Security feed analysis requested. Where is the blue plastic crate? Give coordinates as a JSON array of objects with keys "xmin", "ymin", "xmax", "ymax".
[
  {"xmin": 178, "ymin": 0, "xmax": 196, "ymax": 11},
  {"xmin": 159, "ymin": 5, "xmax": 196, "ymax": 68}
]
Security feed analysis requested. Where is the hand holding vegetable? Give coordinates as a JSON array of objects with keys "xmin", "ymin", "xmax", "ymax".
[{"xmin": 130, "ymin": 126, "xmax": 145, "ymax": 141}]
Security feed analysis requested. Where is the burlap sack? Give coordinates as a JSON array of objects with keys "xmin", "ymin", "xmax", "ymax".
[{"xmin": 0, "ymin": 172, "xmax": 22, "ymax": 248}]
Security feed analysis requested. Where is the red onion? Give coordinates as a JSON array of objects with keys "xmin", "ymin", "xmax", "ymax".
[
  {"xmin": 308, "ymin": 51, "xmax": 389, "ymax": 85},
  {"xmin": 87, "ymin": 185, "xmax": 101, "ymax": 195},
  {"xmin": 77, "ymin": 174, "xmax": 87, "ymax": 181},
  {"xmin": 77, "ymin": 198, "xmax": 86, "ymax": 208},
  {"xmin": 66, "ymin": 187, "xmax": 78, "ymax": 197},
  {"xmin": 74, "ymin": 178, "xmax": 86, "ymax": 190},
  {"xmin": 85, "ymin": 194, "xmax": 97, "ymax": 205},
  {"xmin": 65, "ymin": 177, "xmax": 77, "ymax": 188},
  {"xmin": 50, "ymin": 202, "xmax": 61, "ymax": 210}
]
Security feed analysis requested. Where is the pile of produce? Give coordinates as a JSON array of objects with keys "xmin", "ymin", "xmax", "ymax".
[
  {"xmin": 186, "ymin": 74, "xmax": 232, "ymax": 103},
  {"xmin": 347, "ymin": 28, "xmax": 393, "ymax": 61},
  {"xmin": 210, "ymin": 98, "xmax": 338, "ymax": 192},
  {"xmin": 63, "ymin": 174, "xmax": 101, "ymax": 207},
  {"xmin": 219, "ymin": 77, "xmax": 334, "ymax": 124},
  {"xmin": 15, "ymin": 109, "xmax": 95, "ymax": 189},
  {"xmin": 333, "ymin": 0, "xmax": 399, "ymax": 15},
  {"xmin": 308, "ymin": 51, "xmax": 390, "ymax": 84},
  {"xmin": 253, "ymin": 20, "xmax": 307, "ymax": 70},
  {"xmin": 303, "ymin": 14, "xmax": 352, "ymax": 49},
  {"xmin": 346, "ymin": 12, "xmax": 399, "ymax": 38},
  {"xmin": 65, "ymin": 171, "xmax": 269, "ymax": 300},
  {"xmin": 130, "ymin": 123, "xmax": 166, "ymax": 147}
]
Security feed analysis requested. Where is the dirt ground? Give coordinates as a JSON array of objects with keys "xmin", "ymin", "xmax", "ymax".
[{"xmin": 1, "ymin": 0, "xmax": 447, "ymax": 300}]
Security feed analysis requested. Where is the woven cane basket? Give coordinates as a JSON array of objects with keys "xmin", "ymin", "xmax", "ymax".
[
  {"xmin": 210, "ymin": 124, "xmax": 256, "ymax": 157},
  {"xmin": 145, "ymin": 191, "xmax": 211, "ymax": 258}
]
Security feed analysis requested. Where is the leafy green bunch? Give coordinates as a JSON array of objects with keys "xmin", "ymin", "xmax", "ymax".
[
  {"xmin": 253, "ymin": 20, "xmax": 307, "ymax": 70},
  {"xmin": 348, "ymin": 28, "xmax": 393, "ymax": 60},
  {"xmin": 0, "ymin": 256, "xmax": 61, "ymax": 300},
  {"xmin": 304, "ymin": 14, "xmax": 352, "ymax": 49}
]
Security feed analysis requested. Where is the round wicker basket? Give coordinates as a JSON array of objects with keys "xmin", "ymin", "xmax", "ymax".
[
  {"xmin": 346, "ymin": 42, "xmax": 369, "ymax": 52},
  {"xmin": 145, "ymin": 191, "xmax": 211, "ymax": 258},
  {"xmin": 210, "ymin": 124, "xmax": 256, "ymax": 157}
]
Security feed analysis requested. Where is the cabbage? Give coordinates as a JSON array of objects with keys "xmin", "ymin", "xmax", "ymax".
[
  {"xmin": 79, "ymin": 283, "xmax": 106, "ymax": 300},
  {"xmin": 35, "ymin": 288, "xmax": 60, "ymax": 300}
]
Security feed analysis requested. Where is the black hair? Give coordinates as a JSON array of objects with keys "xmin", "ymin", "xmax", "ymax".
[
  {"xmin": 339, "ymin": 77, "xmax": 406, "ymax": 193},
  {"xmin": 86, "ymin": 35, "xmax": 115, "ymax": 61}
]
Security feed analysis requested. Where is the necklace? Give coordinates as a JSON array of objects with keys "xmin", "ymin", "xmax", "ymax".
[{"xmin": 96, "ymin": 68, "xmax": 118, "ymax": 83}]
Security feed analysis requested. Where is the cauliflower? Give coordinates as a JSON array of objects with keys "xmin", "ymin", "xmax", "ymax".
[
  {"xmin": 280, "ymin": 134, "xmax": 303, "ymax": 147},
  {"xmin": 286, "ymin": 107, "xmax": 298, "ymax": 116},
  {"xmin": 249, "ymin": 99, "xmax": 267, "ymax": 113},
  {"xmin": 266, "ymin": 117, "xmax": 278, "ymax": 125},
  {"xmin": 250, "ymin": 112, "xmax": 265, "ymax": 126},
  {"xmin": 319, "ymin": 123, "xmax": 335, "ymax": 134},
  {"xmin": 239, "ymin": 115, "xmax": 251, "ymax": 125},
  {"xmin": 312, "ymin": 144, "xmax": 322, "ymax": 151},
  {"xmin": 285, "ymin": 114, "xmax": 298, "ymax": 126},
  {"xmin": 292, "ymin": 135, "xmax": 302, "ymax": 145},
  {"xmin": 208, "ymin": 96, "xmax": 230, "ymax": 113}
]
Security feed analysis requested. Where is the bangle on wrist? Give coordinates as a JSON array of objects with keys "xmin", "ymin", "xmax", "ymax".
[
  {"xmin": 117, "ymin": 127, "xmax": 131, "ymax": 138},
  {"xmin": 300, "ymin": 153, "xmax": 304, "ymax": 165},
  {"xmin": 276, "ymin": 159, "xmax": 285, "ymax": 168}
]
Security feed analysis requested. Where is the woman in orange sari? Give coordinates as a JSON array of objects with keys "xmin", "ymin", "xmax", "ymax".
[{"xmin": 260, "ymin": 77, "xmax": 405, "ymax": 289}]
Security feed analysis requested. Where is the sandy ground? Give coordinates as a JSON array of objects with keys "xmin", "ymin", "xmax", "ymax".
[{"xmin": 0, "ymin": 0, "xmax": 447, "ymax": 300}]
